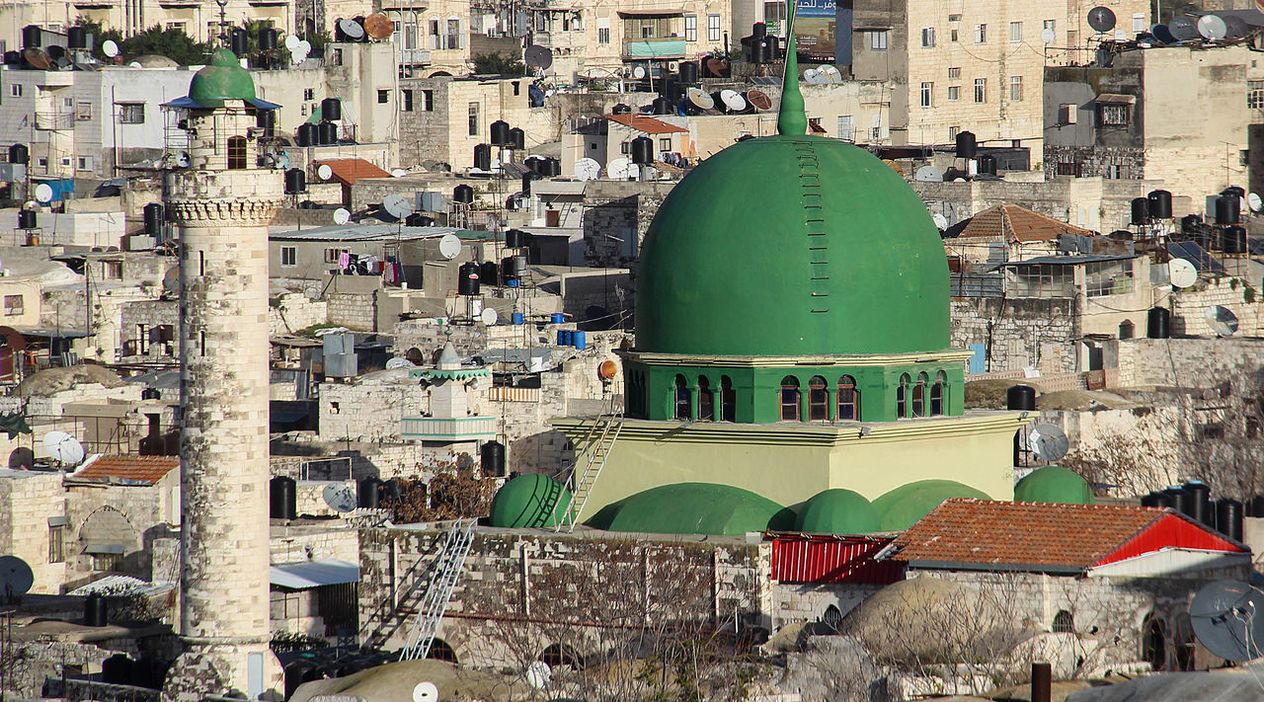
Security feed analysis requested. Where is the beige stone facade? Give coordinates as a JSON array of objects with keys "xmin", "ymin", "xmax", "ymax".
[{"xmin": 1, "ymin": 0, "xmax": 293, "ymax": 48}]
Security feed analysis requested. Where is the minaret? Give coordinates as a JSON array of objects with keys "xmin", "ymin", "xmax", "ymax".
[
  {"xmin": 777, "ymin": 2, "xmax": 806, "ymax": 137},
  {"xmin": 162, "ymin": 48, "xmax": 284, "ymax": 701}
]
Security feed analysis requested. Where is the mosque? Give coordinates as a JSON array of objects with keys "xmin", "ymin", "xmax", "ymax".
[{"xmin": 490, "ymin": 36, "xmax": 1093, "ymax": 536}]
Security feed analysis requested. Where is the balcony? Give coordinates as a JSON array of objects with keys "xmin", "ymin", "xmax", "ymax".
[
  {"xmin": 398, "ymin": 48, "xmax": 432, "ymax": 65},
  {"xmin": 623, "ymin": 37, "xmax": 686, "ymax": 59},
  {"xmin": 400, "ymin": 416, "xmax": 497, "ymax": 442}
]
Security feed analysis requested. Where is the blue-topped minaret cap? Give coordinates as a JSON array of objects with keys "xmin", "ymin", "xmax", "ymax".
[
  {"xmin": 186, "ymin": 48, "xmax": 258, "ymax": 108},
  {"xmin": 776, "ymin": 3, "xmax": 807, "ymax": 136}
]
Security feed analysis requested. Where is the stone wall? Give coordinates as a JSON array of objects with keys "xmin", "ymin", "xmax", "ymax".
[
  {"xmin": 951, "ymin": 296, "xmax": 1079, "ymax": 374},
  {"xmin": 0, "ymin": 470, "xmax": 67, "ymax": 594},
  {"xmin": 270, "ymin": 292, "xmax": 328, "ymax": 336},
  {"xmin": 1169, "ymin": 275, "xmax": 1264, "ymax": 337},
  {"xmin": 119, "ymin": 299, "xmax": 179, "ymax": 360},
  {"xmin": 578, "ymin": 181, "xmax": 675, "ymax": 267},
  {"xmin": 319, "ymin": 369, "xmax": 423, "ymax": 443},
  {"xmin": 326, "ymin": 291, "xmax": 379, "ymax": 332},
  {"xmin": 1114, "ymin": 337, "xmax": 1264, "ymax": 389},
  {"xmin": 63, "ymin": 472, "xmax": 180, "ymax": 589}
]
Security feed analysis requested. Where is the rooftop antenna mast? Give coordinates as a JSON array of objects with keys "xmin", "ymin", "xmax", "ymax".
[{"xmin": 215, "ymin": 0, "xmax": 230, "ymax": 47}]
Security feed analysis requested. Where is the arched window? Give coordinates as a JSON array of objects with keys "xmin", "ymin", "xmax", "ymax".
[
  {"xmin": 779, "ymin": 376, "xmax": 800, "ymax": 421},
  {"xmin": 1142, "ymin": 614, "xmax": 1167, "ymax": 671},
  {"xmin": 674, "ymin": 374, "xmax": 691, "ymax": 420},
  {"xmin": 697, "ymin": 376, "xmax": 714, "ymax": 421},
  {"xmin": 837, "ymin": 375, "xmax": 860, "ymax": 421},
  {"xmin": 896, "ymin": 374, "xmax": 910, "ymax": 418},
  {"xmin": 822, "ymin": 604, "xmax": 843, "ymax": 631},
  {"xmin": 720, "ymin": 375, "xmax": 736, "ymax": 422},
  {"xmin": 912, "ymin": 373, "xmax": 928, "ymax": 418},
  {"xmin": 1119, "ymin": 319, "xmax": 1135, "ymax": 340},
  {"xmin": 227, "ymin": 135, "xmax": 248, "ymax": 169},
  {"xmin": 930, "ymin": 371, "xmax": 947, "ymax": 416},
  {"xmin": 1052, "ymin": 610, "xmax": 1074, "ymax": 633},
  {"xmin": 808, "ymin": 376, "xmax": 828, "ymax": 421}
]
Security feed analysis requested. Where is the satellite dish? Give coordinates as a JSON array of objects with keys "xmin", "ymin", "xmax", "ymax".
[
  {"xmin": 338, "ymin": 18, "xmax": 366, "ymax": 40},
  {"xmin": 1027, "ymin": 423, "xmax": 1070, "ymax": 462},
  {"xmin": 1087, "ymin": 6, "xmax": 1117, "ymax": 33},
  {"xmin": 285, "ymin": 34, "xmax": 301, "ymax": 50},
  {"xmin": 176, "ymin": 152, "xmax": 191, "ymax": 168},
  {"xmin": 746, "ymin": 89, "xmax": 773, "ymax": 111},
  {"xmin": 412, "ymin": 681, "xmax": 439, "ymax": 702},
  {"xmin": 1197, "ymin": 14, "xmax": 1228, "ymax": 41},
  {"xmin": 1206, "ymin": 305, "xmax": 1239, "ymax": 337},
  {"xmin": 1152, "ymin": 23, "xmax": 1176, "ymax": 44},
  {"xmin": 364, "ymin": 13, "xmax": 394, "ymax": 40},
  {"xmin": 1224, "ymin": 15, "xmax": 1250, "ymax": 40},
  {"xmin": 480, "ymin": 308, "xmax": 499, "ymax": 325},
  {"xmin": 803, "ymin": 68, "xmax": 821, "ymax": 84},
  {"xmin": 524, "ymin": 661, "xmax": 551, "ymax": 689},
  {"xmin": 385, "ymin": 357, "xmax": 414, "ymax": 370},
  {"xmin": 1041, "ymin": 27, "xmax": 1056, "ymax": 44},
  {"xmin": 686, "ymin": 87, "xmax": 714, "ymax": 111},
  {"xmin": 322, "ymin": 483, "xmax": 358, "ymax": 513},
  {"xmin": 44, "ymin": 431, "xmax": 85, "ymax": 466},
  {"xmin": 1169, "ymin": 16, "xmax": 1199, "ymax": 41},
  {"xmin": 333, "ymin": 208, "xmax": 351, "ymax": 225},
  {"xmin": 438, "ymin": 233, "xmax": 462, "ymax": 260},
  {"xmin": 819, "ymin": 65, "xmax": 842, "ymax": 82},
  {"xmin": 932, "ymin": 213, "xmax": 949, "ymax": 231},
  {"xmin": 34, "ymin": 183, "xmax": 54, "ymax": 203},
  {"xmin": 574, "ymin": 157, "xmax": 601, "ymax": 181},
  {"xmin": 524, "ymin": 45, "xmax": 553, "ymax": 70},
  {"xmin": 631, "ymin": 65, "xmax": 647, "ymax": 79},
  {"xmin": 102, "ymin": 39, "xmax": 119, "ymax": 58},
  {"xmin": 127, "ymin": 61, "xmax": 142, "ymax": 69},
  {"xmin": 1190, "ymin": 580, "xmax": 1264, "ymax": 662},
  {"xmin": 293, "ymin": 40, "xmax": 311, "ymax": 62},
  {"xmin": 317, "ymin": 164, "xmax": 334, "ymax": 181},
  {"xmin": 607, "ymin": 157, "xmax": 635, "ymax": 180},
  {"xmin": 392, "ymin": 168, "xmax": 407, "ymax": 177},
  {"xmin": 914, "ymin": 165, "xmax": 944, "ymax": 182},
  {"xmin": 8, "ymin": 447, "xmax": 33, "ymax": 470},
  {"xmin": 383, "ymin": 194, "xmax": 413, "ymax": 219},
  {"xmin": 275, "ymin": 151, "xmax": 291, "ymax": 170},
  {"xmin": 721, "ymin": 90, "xmax": 747, "ymax": 112},
  {"xmin": 0, "ymin": 556, "xmax": 34, "ymax": 599},
  {"xmin": 1248, "ymin": 192, "xmax": 1262, "ymax": 213},
  {"xmin": 1168, "ymin": 258, "xmax": 1198, "ymax": 288}
]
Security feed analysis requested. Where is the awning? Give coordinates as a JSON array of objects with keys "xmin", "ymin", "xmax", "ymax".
[
  {"xmin": 270, "ymin": 559, "xmax": 360, "ymax": 590},
  {"xmin": 618, "ymin": 8, "xmax": 683, "ymax": 16},
  {"xmin": 318, "ymin": 159, "xmax": 392, "ymax": 187},
  {"xmin": 1096, "ymin": 93, "xmax": 1136, "ymax": 105},
  {"xmin": 48, "ymin": 516, "xmax": 68, "ymax": 527},
  {"xmin": 83, "ymin": 543, "xmax": 125, "ymax": 555}
]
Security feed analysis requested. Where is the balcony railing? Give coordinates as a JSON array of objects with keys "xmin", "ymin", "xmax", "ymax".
[
  {"xmin": 623, "ymin": 37, "xmax": 686, "ymax": 59},
  {"xmin": 400, "ymin": 416, "xmax": 497, "ymax": 442}
]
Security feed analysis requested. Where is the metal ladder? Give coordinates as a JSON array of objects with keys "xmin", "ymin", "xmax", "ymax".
[
  {"xmin": 398, "ymin": 519, "xmax": 476, "ymax": 661},
  {"xmin": 556, "ymin": 400, "xmax": 624, "ymax": 532}
]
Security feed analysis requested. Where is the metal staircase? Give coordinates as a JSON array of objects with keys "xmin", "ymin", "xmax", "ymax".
[
  {"xmin": 556, "ymin": 399, "xmax": 624, "ymax": 532},
  {"xmin": 398, "ymin": 519, "xmax": 476, "ymax": 661}
]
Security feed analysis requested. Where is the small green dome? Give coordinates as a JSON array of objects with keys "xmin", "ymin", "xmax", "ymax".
[
  {"xmin": 635, "ymin": 135, "xmax": 949, "ymax": 357},
  {"xmin": 187, "ymin": 48, "xmax": 257, "ymax": 107},
  {"xmin": 489, "ymin": 474, "xmax": 571, "ymax": 528},
  {"xmin": 586, "ymin": 482, "xmax": 794, "ymax": 536},
  {"xmin": 871, "ymin": 480, "xmax": 990, "ymax": 531},
  {"xmin": 1014, "ymin": 466, "xmax": 1094, "ymax": 505},
  {"xmin": 796, "ymin": 489, "xmax": 878, "ymax": 534}
]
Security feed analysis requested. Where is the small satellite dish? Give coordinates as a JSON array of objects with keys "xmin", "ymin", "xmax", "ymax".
[
  {"xmin": 412, "ymin": 681, "xmax": 439, "ymax": 702},
  {"xmin": 1224, "ymin": 15, "xmax": 1250, "ymax": 40},
  {"xmin": 818, "ymin": 65, "xmax": 842, "ymax": 82},
  {"xmin": 317, "ymin": 164, "xmax": 334, "ymax": 181},
  {"xmin": 285, "ymin": 34, "xmax": 301, "ymax": 51},
  {"xmin": 293, "ymin": 40, "xmax": 312, "ymax": 62},
  {"xmin": 746, "ymin": 89, "xmax": 773, "ymax": 111},
  {"xmin": 127, "ymin": 61, "xmax": 142, "ymax": 69},
  {"xmin": 1197, "ymin": 14, "xmax": 1228, "ymax": 41},
  {"xmin": 721, "ymin": 90, "xmax": 747, "ymax": 112},
  {"xmin": 8, "ymin": 447, "xmax": 33, "ymax": 470},
  {"xmin": 438, "ymin": 233, "xmax": 462, "ymax": 260},
  {"xmin": 1190, "ymin": 580, "xmax": 1264, "ymax": 662},
  {"xmin": 44, "ymin": 431, "xmax": 85, "ymax": 466},
  {"xmin": 524, "ymin": 45, "xmax": 553, "ymax": 70},
  {"xmin": 0, "ymin": 556, "xmax": 34, "ymax": 599},
  {"xmin": 385, "ymin": 357, "xmax": 414, "ymax": 370},
  {"xmin": 914, "ymin": 165, "xmax": 944, "ymax": 182},
  {"xmin": 1206, "ymin": 305, "xmax": 1239, "ymax": 337},
  {"xmin": 392, "ymin": 168, "xmax": 407, "ymax": 177},
  {"xmin": 632, "ymin": 65, "xmax": 647, "ymax": 79},
  {"xmin": 803, "ymin": 68, "xmax": 821, "ymax": 84},
  {"xmin": 574, "ymin": 157, "xmax": 601, "ymax": 181},
  {"xmin": 1027, "ymin": 424, "xmax": 1070, "ymax": 462},
  {"xmin": 338, "ymin": 18, "xmax": 366, "ymax": 41},
  {"xmin": 524, "ymin": 661, "xmax": 551, "ymax": 689},
  {"xmin": 480, "ymin": 308, "xmax": 499, "ymax": 326},
  {"xmin": 932, "ymin": 213, "xmax": 949, "ymax": 231},
  {"xmin": 686, "ymin": 87, "xmax": 714, "ymax": 111},
  {"xmin": 1041, "ymin": 27, "xmax": 1056, "ymax": 44},
  {"xmin": 1168, "ymin": 258, "xmax": 1197, "ymax": 288},
  {"xmin": 102, "ymin": 39, "xmax": 119, "ymax": 58},
  {"xmin": 275, "ymin": 151, "xmax": 291, "ymax": 170},
  {"xmin": 1169, "ymin": 16, "xmax": 1199, "ymax": 41},
  {"xmin": 34, "ymin": 183, "xmax": 54, "ymax": 203},
  {"xmin": 322, "ymin": 483, "xmax": 358, "ymax": 513},
  {"xmin": 364, "ymin": 13, "xmax": 395, "ymax": 40},
  {"xmin": 176, "ymin": 152, "xmax": 191, "ymax": 168},
  {"xmin": 333, "ymin": 208, "xmax": 351, "ymax": 225},
  {"xmin": 383, "ymin": 194, "xmax": 413, "ymax": 219},
  {"xmin": 1247, "ymin": 192, "xmax": 1262, "ymax": 212},
  {"xmin": 1152, "ymin": 23, "xmax": 1176, "ymax": 44},
  {"xmin": 607, "ymin": 157, "xmax": 635, "ymax": 180},
  {"xmin": 1087, "ymin": 6, "xmax": 1117, "ymax": 33}
]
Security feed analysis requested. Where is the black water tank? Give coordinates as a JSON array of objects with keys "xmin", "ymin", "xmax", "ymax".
[
  {"xmin": 1146, "ymin": 306, "xmax": 1170, "ymax": 338},
  {"xmin": 651, "ymin": 96, "xmax": 674, "ymax": 115},
  {"xmin": 752, "ymin": 22, "xmax": 767, "ymax": 39},
  {"xmin": 1129, "ymin": 197, "xmax": 1149, "ymax": 225},
  {"xmin": 509, "ymin": 127, "xmax": 525, "ymax": 150},
  {"xmin": 284, "ymin": 168, "xmax": 306, "ymax": 194},
  {"xmin": 679, "ymin": 60, "xmax": 699, "ymax": 84},
  {"xmin": 978, "ymin": 154, "xmax": 998, "ymax": 176},
  {"xmin": 631, "ymin": 136, "xmax": 655, "ymax": 165},
  {"xmin": 102, "ymin": 653, "xmax": 131, "ymax": 683},
  {"xmin": 321, "ymin": 97, "xmax": 342, "ymax": 121},
  {"xmin": 1170, "ymin": 486, "xmax": 1196, "ymax": 517},
  {"xmin": 454, "ymin": 184, "xmax": 474, "ymax": 204},
  {"xmin": 612, "ymin": 103, "xmax": 632, "ymax": 115},
  {"xmin": 357, "ymin": 477, "xmax": 381, "ymax": 508},
  {"xmin": 955, "ymin": 130, "xmax": 977, "ymax": 159},
  {"xmin": 1215, "ymin": 194, "xmax": 1240, "ymax": 225},
  {"xmin": 1147, "ymin": 189, "xmax": 1172, "ymax": 219},
  {"xmin": 17, "ymin": 210, "xmax": 36, "ymax": 230},
  {"xmin": 458, "ymin": 261, "xmax": 481, "ymax": 296},
  {"xmin": 143, "ymin": 203, "xmax": 164, "ymax": 236},
  {"xmin": 132, "ymin": 657, "xmax": 167, "ymax": 690},
  {"xmin": 766, "ymin": 35, "xmax": 781, "ymax": 61},
  {"xmin": 479, "ymin": 260, "xmax": 499, "ymax": 286},
  {"xmin": 1006, "ymin": 384, "xmax": 1036, "ymax": 411},
  {"xmin": 256, "ymin": 108, "xmax": 276, "ymax": 136},
  {"xmin": 296, "ymin": 122, "xmax": 318, "ymax": 147},
  {"xmin": 505, "ymin": 229, "xmax": 525, "ymax": 248},
  {"xmin": 67, "ymin": 26, "xmax": 87, "ymax": 49},
  {"xmin": 1184, "ymin": 480, "xmax": 1212, "ymax": 524},
  {"xmin": 318, "ymin": 120, "xmax": 338, "ymax": 145},
  {"xmin": 84, "ymin": 593, "xmax": 108, "ymax": 627},
  {"xmin": 481, "ymin": 440, "xmax": 506, "ymax": 477},
  {"xmin": 1217, "ymin": 498, "xmax": 1244, "ymax": 542},
  {"xmin": 9, "ymin": 143, "xmax": 29, "ymax": 165},
  {"xmin": 489, "ymin": 120, "xmax": 511, "ymax": 146},
  {"xmin": 473, "ymin": 143, "xmax": 492, "ymax": 171},
  {"xmin": 1150, "ymin": 491, "xmax": 1174, "ymax": 509},
  {"xmin": 1250, "ymin": 495, "xmax": 1264, "ymax": 517},
  {"xmin": 2, "ymin": 51, "xmax": 19, "ymax": 65},
  {"xmin": 1140, "ymin": 492, "xmax": 1159, "ymax": 507},
  {"xmin": 259, "ymin": 27, "xmax": 278, "ymax": 51},
  {"xmin": 543, "ymin": 158, "xmax": 561, "ymax": 177},
  {"xmin": 405, "ymin": 213, "xmax": 433, "ymax": 227},
  {"xmin": 270, "ymin": 476, "xmax": 297, "ymax": 520},
  {"xmin": 230, "ymin": 28, "xmax": 249, "ymax": 56},
  {"xmin": 1224, "ymin": 185, "xmax": 1246, "ymax": 199},
  {"xmin": 1181, "ymin": 214, "xmax": 1202, "ymax": 233},
  {"xmin": 1223, "ymin": 226, "xmax": 1248, "ymax": 254},
  {"xmin": 22, "ymin": 25, "xmax": 40, "ymax": 49}
]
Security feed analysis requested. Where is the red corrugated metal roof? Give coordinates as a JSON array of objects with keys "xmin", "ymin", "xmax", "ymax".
[
  {"xmin": 317, "ymin": 159, "xmax": 391, "ymax": 186},
  {"xmin": 770, "ymin": 535, "xmax": 903, "ymax": 584},
  {"xmin": 1095, "ymin": 512, "xmax": 1245, "ymax": 567},
  {"xmin": 606, "ymin": 114, "xmax": 688, "ymax": 135},
  {"xmin": 73, "ymin": 455, "xmax": 179, "ymax": 485}
]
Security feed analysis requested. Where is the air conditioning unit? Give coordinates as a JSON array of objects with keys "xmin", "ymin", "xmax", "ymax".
[{"xmin": 1059, "ymin": 103, "xmax": 1077, "ymax": 125}]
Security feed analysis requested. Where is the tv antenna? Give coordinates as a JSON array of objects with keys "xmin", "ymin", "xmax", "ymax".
[{"xmin": 1190, "ymin": 580, "xmax": 1264, "ymax": 662}]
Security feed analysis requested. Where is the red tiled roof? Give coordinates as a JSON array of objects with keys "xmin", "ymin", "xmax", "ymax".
[
  {"xmin": 891, "ymin": 499, "xmax": 1244, "ymax": 573},
  {"xmin": 317, "ymin": 159, "xmax": 392, "ymax": 186},
  {"xmin": 73, "ymin": 455, "xmax": 179, "ymax": 485},
  {"xmin": 606, "ymin": 114, "xmax": 688, "ymax": 135},
  {"xmin": 956, "ymin": 203, "xmax": 1095, "ymax": 243}
]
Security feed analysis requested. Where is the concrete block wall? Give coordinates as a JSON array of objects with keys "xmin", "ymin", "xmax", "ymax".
[
  {"xmin": 0, "ymin": 471, "xmax": 67, "ymax": 594},
  {"xmin": 269, "ymin": 292, "xmax": 328, "ymax": 336},
  {"xmin": 1115, "ymin": 337, "xmax": 1264, "ymax": 388},
  {"xmin": 951, "ymin": 296, "xmax": 1078, "ymax": 374},
  {"xmin": 326, "ymin": 291, "xmax": 378, "ymax": 332},
  {"xmin": 1169, "ymin": 276, "xmax": 1264, "ymax": 337}
]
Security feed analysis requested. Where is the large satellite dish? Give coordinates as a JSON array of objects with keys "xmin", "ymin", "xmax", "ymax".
[
  {"xmin": 383, "ymin": 194, "xmax": 414, "ymax": 219},
  {"xmin": 338, "ymin": 18, "xmax": 366, "ymax": 41},
  {"xmin": 914, "ymin": 165, "xmax": 944, "ymax": 182},
  {"xmin": 385, "ymin": 357, "xmax": 414, "ymax": 370},
  {"xmin": 34, "ymin": 183, "xmax": 54, "ymax": 203},
  {"xmin": 333, "ymin": 208, "xmax": 351, "ymax": 225},
  {"xmin": 524, "ymin": 45, "xmax": 553, "ymax": 70},
  {"xmin": 317, "ymin": 163, "xmax": 334, "ymax": 181},
  {"xmin": 932, "ymin": 213, "xmax": 949, "ymax": 231},
  {"xmin": 686, "ymin": 87, "xmax": 714, "ymax": 111},
  {"xmin": 1027, "ymin": 423, "xmax": 1070, "ymax": 462},
  {"xmin": 1248, "ymin": 192, "xmax": 1263, "ymax": 213},
  {"xmin": 102, "ymin": 39, "xmax": 120, "ymax": 58},
  {"xmin": 0, "ymin": 556, "xmax": 34, "ymax": 600},
  {"xmin": 1206, "ymin": 305, "xmax": 1239, "ymax": 337},
  {"xmin": 721, "ymin": 90, "xmax": 747, "ymax": 112},
  {"xmin": 746, "ymin": 89, "xmax": 772, "ymax": 111},
  {"xmin": 1151, "ymin": 23, "xmax": 1176, "ymax": 44},
  {"xmin": 412, "ymin": 681, "xmax": 439, "ymax": 702},
  {"xmin": 524, "ymin": 661, "xmax": 551, "ymax": 689},
  {"xmin": 818, "ymin": 65, "xmax": 842, "ymax": 82},
  {"xmin": 1168, "ymin": 258, "xmax": 1197, "ymax": 288},
  {"xmin": 631, "ymin": 65, "xmax": 647, "ymax": 79},
  {"xmin": 44, "ymin": 431, "xmax": 85, "ymax": 466},
  {"xmin": 364, "ymin": 13, "xmax": 394, "ymax": 40},
  {"xmin": 802, "ymin": 68, "xmax": 821, "ymax": 84},
  {"xmin": 480, "ymin": 308, "xmax": 499, "ymax": 326},
  {"xmin": 607, "ymin": 157, "xmax": 636, "ymax": 180},
  {"xmin": 7, "ymin": 447, "xmax": 33, "ymax": 470},
  {"xmin": 574, "ymin": 157, "xmax": 601, "ymax": 181},
  {"xmin": 1224, "ymin": 15, "xmax": 1250, "ymax": 40},
  {"xmin": 438, "ymin": 233, "xmax": 462, "ymax": 260},
  {"xmin": 322, "ymin": 483, "xmax": 358, "ymax": 513},
  {"xmin": 1041, "ymin": 27, "xmax": 1056, "ymax": 44},
  {"xmin": 1169, "ymin": 16, "xmax": 1199, "ymax": 41},
  {"xmin": 284, "ymin": 34, "xmax": 301, "ymax": 51},
  {"xmin": 1190, "ymin": 580, "xmax": 1264, "ymax": 662},
  {"xmin": 1197, "ymin": 14, "xmax": 1228, "ymax": 41},
  {"xmin": 292, "ymin": 40, "xmax": 311, "ymax": 64},
  {"xmin": 1087, "ymin": 6, "xmax": 1116, "ymax": 33}
]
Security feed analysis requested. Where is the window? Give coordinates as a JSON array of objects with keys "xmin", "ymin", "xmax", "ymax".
[
  {"xmin": 921, "ymin": 27, "xmax": 935, "ymax": 47},
  {"xmin": 377, "ymin": 89, "xmax": 390, "ymax": 103},
  {"xmin": 1119, "ymin": 320, "xmax": 1135, "ymax": 340},
  {"xmin": 869, "ymin": 30, "xmax": 888, "ymax": 50},
  {"xmin": 324, "ymin": 248, "xmax": 343, "ymax": 264},
  {"xmin": 620, "ymin": 141, "xmax": 631, "ymax": 155},
  {"xmin": 1053, "ymin": 610, "xmax": 1075, "ymax": 633},
  {"xmin": 808, "ymin": 376, "xmax": 828, "ymax": 421},
  {"xmin": 1009, "ymin": 21, "xmax": 1022, "ymax": 41},
  {"xmin": 1099, "ymin": 103, "xmax": 1130, "ymax": 127},
  {"xmin": 947, "ymin": 66, "xmax": 961, "ymax": 79},
  {"xmin": 118, "ymin": 102, "xmax": 145, "ymax": 124},
  {"xmin": 837, "ymin": 115, "xmax": 853, "ymax": 141},
  {"xmin": 9, "ymin": 84, "xmax": 21, "ymax": 98},
  {"xmin": 698, "ymin": 376, "xmax": 714, "ymax": 420},
  {"xmin": 950, "ymin": 29, "xmax": 958, "ymax": 42},
  {"xmin": 674, "ymin": 374, "xmax": 692, "ymax": 420},
  {"xmin": 684, "ymin": 15, "xmax": 697, "ymax": 42},
  {"xmin": 598, "ymin": 26, "xmax": 610, "ymax": 43},
  {"xmin": 303, "ymin": 88, "xmax": 315, "ymax": 100},
  {"xmin": 912, "ymin": 373, "xmax": 928, "ymax": 418},
  {"xmin": 281, "ymin": 246, "xmax": 297, "ymax": 267},
  {"xmin": 1043, "ymin": 19, "xmax": 1056, "ymax": 36},
  {"xmin": 1085, "ymin": 260, "xmax": 1134, "ymax": 297},
  {"xmin": 3, "ymin": 295, "xmax": 23, "ymax": 316},
  {"xmin": 166, "ymin": 21, "xmax": 186, "ymax": 32},
  {"xmin": 975, "ymin": 24, "xmax": 987, "ymax": 43},
  {"xmin": 780, "ymin": 376, "xmax": 800, "ymax": 421},
  {"xmin": 63, "ymin": 96, "xmax": 74, "ymax": 108},
  {"xmin": 721, "ymin": 376, "xmax": 736, "ymax": 421},
  {"xmin": 930, "ymin": 371, "xmax": 946, "ymax": 416},
  {"xmin": 1010, "ymin": 75, "xmax": 1023, "ymax": 101},
  {"xmin": 659, "ymin": 137, "xmax": 672, "ymax": 151},
  {"xmin": 92, "ymin": 553, "xmax": 122, "ymax": 572},
  {"xmin": 948, "ymin": 125, "xmax": 960, "ymax": 140},
  {"xmin": 1247, "ymin": 81, "xmax": 1264, "ymax": 109},
  {"xmin": 707, "ymin": 14, "xmax": 721, "ymax": 42},
  {"xmin": 77, "ymin": 156, "xmax": 94, "ymax": 171},
  {"xmin": 1132, "ymin": 14, "xmax": 1146, "ymax": 33},
  {"xmin": 897, "ymin": 374, "xmax": 910, "ymax": 418},
  {"xmin": 948, "ymin": 13, "xmax": 961, "ymax": 22},
  {"xmin": 1056, "ymin": 161, "xmax": 1081, "ymax": 177},
  {"xmin": 226, "ymin": 135, "xmax": 247, "ymax": 169},
  {"xmin": 920, "ymin": 82, "xmax": 933, "ymax": 108},
  {"xmin": 48, "ymin": 524, "xmax": 65, "ymax": 563},
  {"xmin": 837, "ymin": 376, "xmax": 860, "ymax": 420},
  {"xmin": 137, "ymin": 323, "xmax": 151, "ymax": 354},
  {"xmin": 947, "ymin": 85, "xmax": 960, "ymax": 101},
  {"xmin": 402, "ymin": 89, "xmax": 414, "ymax": 112},
  {"xmin": 1105, "ymin": 164, "xmax": 1125, "ymax": 179},
  {"xmin": 974, "ymin": 78, "xmax": 987, "ymax": 103},
  {"xmin": 468, "ymin": 102, "xmax": 479, "ymax": 136}
]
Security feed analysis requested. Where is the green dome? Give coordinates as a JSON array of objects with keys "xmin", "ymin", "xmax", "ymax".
[
  {"xmin": 635, "ymin": 135, "xmax": 949, "ymax": 357},
  {"xmin": 188, "ymin": 48, "xmax": 257, "ymax": 107},
  {"xmin": 871, "ymin": 480, "xmax": 990, "ymax": 531},
  {"xmin": 796, "ymin": 489, "xmax": 878, "ymax": 534},
  {"xmin": 489, "ymin": 474, "xmax": 571, "ymax": 528},
  {"xmin": 1014, "ymin": 466, "xmax": 1094, "ymax": 505},
  {"xmin": 586, "ymin": 482, "xmax": 794, "ymax": 536}
]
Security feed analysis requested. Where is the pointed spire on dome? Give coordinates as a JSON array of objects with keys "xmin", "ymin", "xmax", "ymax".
[
  {"xmin": 777, "ymin": 2, "xmax": 807, "ymax": 136},
  {"xmin": 437, "ymin": 341, "xmax": 461, "ymax": 370}
]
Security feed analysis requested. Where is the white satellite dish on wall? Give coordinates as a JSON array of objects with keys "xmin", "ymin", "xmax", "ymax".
[
  {"xmin": 480, "ymin": 308, "xmax": 499, "ymax": 325},
  {"xmin": 574, "ymin": 158, "xmax": 601, "ymax": 181},
  {"xmin": 34, "ymin": 183, "xmax": 54, "ymax": 203},
  {"xmin": 1248, "ymin": 192, "xmax": 1263, "ymax": 213},
  {"xmin": 102, "ymin": 40, "xmax": 119, "ymax": 58},
  {"xmin": 1168, "ymin": 258, "xmax": 1197, "ymax": 288},
  {"xmin": 322, "ymin": 483, "xmax": 357, "ymax": 513},
  {"xmin": 44, "ymin": 431, "xmax": 85, "ymax": 466},
  {"xmin": 411, "ymin": 681, "xmax": 439, "ymax": 702},
  {"xmin": 438, "ymin": 233, "xmax": 462, "ymax": 260},
  {"xmin": 607, "ymin": 157, "xmax": 635, "ymax": 180},
  {"xmin": 285, "ymin": 34, "xmax": 301, "ymax": 51},
  {"xmin": 317, "ymin": 163, "xmax": 334, "ymax": 181},
  {"xmin": 1041, "ymin": 27, "xmax": 1056, "ymax": 44}
]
